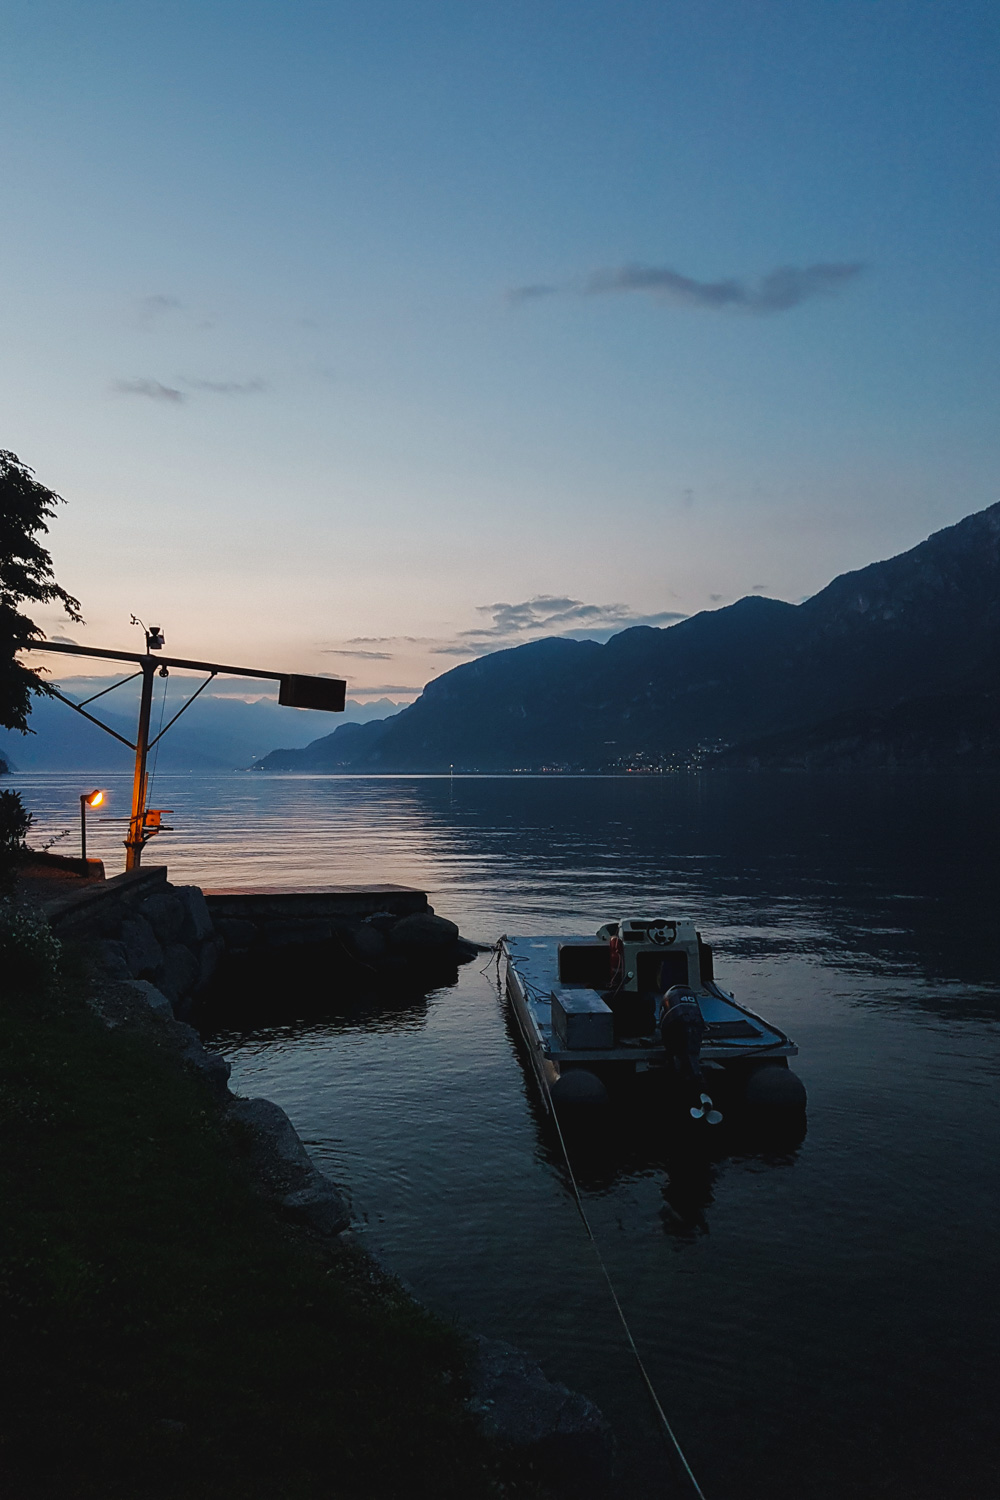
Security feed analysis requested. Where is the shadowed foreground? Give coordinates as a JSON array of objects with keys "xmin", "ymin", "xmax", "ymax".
[{"xmin": 0, "ymin": 949, "xmax": 542, "ymax": 1500}]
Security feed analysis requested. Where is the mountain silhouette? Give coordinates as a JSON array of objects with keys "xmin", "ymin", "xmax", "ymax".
[{"xmin": 257, "ymin": 501, "xmax": 1000, "ymax": 772}]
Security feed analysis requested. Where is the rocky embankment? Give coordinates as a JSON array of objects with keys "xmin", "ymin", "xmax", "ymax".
[{"xmin": 28, "ymin": 859, "xmax": 611, "ymax": 1492}]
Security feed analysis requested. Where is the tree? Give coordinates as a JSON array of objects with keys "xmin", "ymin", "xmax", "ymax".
[{"xmin": 0, "ymin": 449, "xmax": 82, "ymax": 734}]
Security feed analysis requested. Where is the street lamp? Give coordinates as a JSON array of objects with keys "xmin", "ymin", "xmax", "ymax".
[{"xmin": 80, "ymin": 789, "xmax": 105, "ymax": 860}]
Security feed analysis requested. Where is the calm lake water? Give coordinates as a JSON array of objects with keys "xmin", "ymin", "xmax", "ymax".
[{"xmin": 16, "ymin": 769, "xmax": 1000, "ymax": 1499}]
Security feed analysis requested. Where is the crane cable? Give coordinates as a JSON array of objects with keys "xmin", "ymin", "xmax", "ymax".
[
  {"xmin": 491, "ymin": 938, "xmax": 709, "ymax": 1500},
  {"xmin": 144, "ymin": 672, "xmax": 170, "ymax": 812}
]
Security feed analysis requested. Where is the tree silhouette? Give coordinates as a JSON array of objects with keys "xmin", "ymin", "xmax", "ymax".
[{"xmin": 1, "ymin": 448, "xmax": 82, "ymax": 734}]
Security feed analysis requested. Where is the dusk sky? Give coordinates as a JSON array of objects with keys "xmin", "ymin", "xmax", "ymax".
[{"xmin": 3, "ymin": 1, "xmax": 997, "ymax": 700}]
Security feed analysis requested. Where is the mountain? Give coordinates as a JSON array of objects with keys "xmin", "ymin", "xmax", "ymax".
[
  {"xmin": 0, "ymin": 684, "xmax": 403, "ymax": 772},
  {"xmin": 255, "ymin": 500, "xmax": 1000, "ymax": 773}
]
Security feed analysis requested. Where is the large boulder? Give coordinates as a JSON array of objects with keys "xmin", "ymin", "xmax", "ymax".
[
  {"xmin": 467, "ymin": 1336, "xmax": 613, "ymax": 1497},
  {"xmin": 139, "ymin": 892, "xmax": 186, "ymax": 945},
  {"xmin": 388, "ymin": 912, "xmax": 459, "ymax": 954},
  {"xmin": 172, "ymin": 885, "xmax": 215, "ymax": 943},
  {"xmin": 353, "ymin": 923, "xmax": 388, "ymax": 962},
  {"xmin": 226, "ymin": 1097, "xmax": 350, "ymax": 1236},
  {"xmin": 157, "ymin": 942, "xmax": 200, "ymax": 1004},
  {"xmin": 120, "ymin": 915, "xmax": 164, "ymax": 979}
]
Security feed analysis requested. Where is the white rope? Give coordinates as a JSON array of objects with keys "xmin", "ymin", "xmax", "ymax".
[{"xmin": 500, "ymin": 948, "xmax": 709, "ymax": 1500}]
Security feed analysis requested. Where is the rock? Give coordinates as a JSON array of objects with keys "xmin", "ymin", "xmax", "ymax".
[
  {"xmin": 226, "ymin": 1097, "xmax": 350, "ymax": 1236},
  {"xmin": 86, "ymin": 938, "xmax": 131, "ymax": 980},
  {"xmin": 170, "ymin": 1021, "xmax": 232, "ymax": 1096},
  {"xmin": 353, "ymin": 923, "xmax": 388, "ymax": 962},
  {"xmin": 281, "ymin": 1182, "xmax": 351, "ymax": 1236},
  {"xmin": 467, "ymin": 1336, "xmax": 613, "ymax": 1497},
  {"xmin": 120, "ymin": 915, "xmax": 164, "ymax": 980},
  {"xmin": 172, "ymin": 885, "xmax": 215, "ymax": 943},
  {"xmin": 197, "ymin": 935, "xmax": 223, "ymax": 988},
  {"xmin": 158, "ymin": 942, "xmax": 200, "ymax": 1003},
  {"xmin": 388, "ymin": 912, "xmax": 459, "ymax": 954},
  {"xmin": 361, "ymin": 911, "xmax": 399, "ymax": 935},
  {"xmin": 226, "ymin": 1097, "xmax": 318, "ymax": 1185},
  {"xmin": 122, "ymin": 978, "xmax": 174, "ymax": 1017},
  {"xmin": 139, "ymin": 892, "xmax": 186, "ymax": 945}
]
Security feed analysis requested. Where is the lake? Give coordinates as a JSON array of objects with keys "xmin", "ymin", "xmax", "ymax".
[{"xmin": 14, "ymin": 768, "xmax": 1000, "ymax": 1499}]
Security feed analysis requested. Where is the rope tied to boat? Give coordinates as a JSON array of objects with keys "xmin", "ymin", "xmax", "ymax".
[{"xmin": 499, "ymin": 942, "xmax": 710, "ymax": 1500}]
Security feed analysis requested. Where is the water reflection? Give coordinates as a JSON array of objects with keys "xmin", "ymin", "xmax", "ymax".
[{"xmin": 13, "ymin": 768, "xmax": 1000, "ymax": 1500}]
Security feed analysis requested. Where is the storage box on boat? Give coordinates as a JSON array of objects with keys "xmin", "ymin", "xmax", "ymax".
[{"xmin": 550, "ymin": 987, "xmax": 614, "ymax": 1050}]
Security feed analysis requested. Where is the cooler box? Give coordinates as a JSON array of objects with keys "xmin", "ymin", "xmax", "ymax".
[{"xmin": 550, "ymin": 987, "xmax": 614, "ymax": 1050}]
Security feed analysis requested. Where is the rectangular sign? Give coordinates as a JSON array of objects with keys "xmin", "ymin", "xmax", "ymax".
[{"xmin": 278, "ymin": 674, "xmax": 347, "ymax": 712}]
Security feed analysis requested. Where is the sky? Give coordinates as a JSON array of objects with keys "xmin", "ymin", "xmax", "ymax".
[{"xmin": 2, "ymin": 0, "xmax": 998, "ymax": 702}]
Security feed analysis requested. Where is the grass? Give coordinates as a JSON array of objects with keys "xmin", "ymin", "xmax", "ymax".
[{"xmin": 0, "ymin": 953, "xmax": 534, "ymax": 1499}]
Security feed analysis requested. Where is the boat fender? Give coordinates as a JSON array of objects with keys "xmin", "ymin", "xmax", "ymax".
[
  {"xmin": 550, "ymin": 1069, "xmax": 609, "ymax": 1107},
  {"xmin": 744, "ymin": 1064, "xmax": 807, "ymax": 1112}
]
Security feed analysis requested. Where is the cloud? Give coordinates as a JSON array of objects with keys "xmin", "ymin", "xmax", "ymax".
[
  {"xmin": 182, "ymin": 377, "xmax": 267, "ymax": 395},
  {"xmin": 592, "ymin": 260, "xmax": 864, "ymax": 312},
  {"xmin": 751, "ymin": 583, "xmax": 770, "ymax": 593},
  {"xmin": 506, "ymin": 283, "xmax": 559, "ymax": 306},
  {"xmin": 47, "ymin": 635, "xmax": 79, "ymax": 646},
  {"xmin": 509, "ymin": 261, "xmax": 864, "ymax": 315},
  {"xmin": 139, "ymin": 293, "xmax": 181, "ymax": 318},
  {"xmin": 343, "ymin": 635, "xmax": 438, "ymax": 647},
  {"xmin": 347, "ymin": 684, "xmax": 420, "ymax": 696},
  {"xmin": 325, "ymin": 648, "xmax": 394, "ymax": 660},
  {"xmin": 433, "ymin": 595, "xmax": 687, "ymax": 653},
  {"xmin": 113, "ymin": 378, "xmax": 185, "ymax": 402}
]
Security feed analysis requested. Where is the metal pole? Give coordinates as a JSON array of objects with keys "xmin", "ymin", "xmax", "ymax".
[
  {"xmin": 80, "ymin": 795, "xmax": 87, "ymax": 862},
  {"xmin": 126, "ymin": 659, "xmax": 155, "ymax": 872}
]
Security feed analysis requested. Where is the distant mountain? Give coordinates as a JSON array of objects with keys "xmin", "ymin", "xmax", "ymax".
[
  {"xmin": 257, "ymin": 499, "xmax": 1000, "ymax": 773},
  {"xmin": 714, "ymin": 692, "xmax": 1000, "ymax": 771},
  {"xmin": 0, "ymin": 684, "xmax": 403, "ymax": 772}
]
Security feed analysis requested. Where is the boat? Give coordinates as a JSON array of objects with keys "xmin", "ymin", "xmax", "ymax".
[{"xmin": 503, "ymin": 916, "xmax": 807, "ymax": 1117}]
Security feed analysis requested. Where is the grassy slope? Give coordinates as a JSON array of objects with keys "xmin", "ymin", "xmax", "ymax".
[{"xmin": 0, "ymin": 964, "xmax": 524, "ymax": 1500}]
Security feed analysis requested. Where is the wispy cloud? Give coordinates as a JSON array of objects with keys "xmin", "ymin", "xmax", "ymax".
[
  {"xmin": 508, "ymin": 261, "xmax": 865, "ymax": 315},
  {"xmin": 326, "ymin": 648, "xmax": 394, "ymax": 660},
  {"xmin": 320, "ymin": 602, "xmax": 685, "ymax": 684},
  {"xmin": 345, "ymin": 635, "xmax": 436, "ymax": 645},
  {"xmin": 182, "ymin": 377, "xmax": 267, "ymax": 395},
  {"xmin": 437, "ymin": 595, "xmax": 686, "ymax": 652},
  {"xmin": 113, "ymin": 378, "xmax": 185, "ymax": 402},
  {"xmin": 113, "ymin": 375, "xmax": 268, "ymax": 402},
  {"xmin": 139, "ymin": 293, "xmax": 181, "ymax": 319},
  {"xmin": 506, "ymin": 283, "xmax": 559, "ymax": 306}
]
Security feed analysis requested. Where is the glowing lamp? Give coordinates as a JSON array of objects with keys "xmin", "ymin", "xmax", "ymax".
[{"xmin": 80, "ymin": 788, "xmax": 107, "ymax": 860}]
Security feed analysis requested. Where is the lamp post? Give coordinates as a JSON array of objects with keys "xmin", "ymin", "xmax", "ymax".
[{"xmin": 80, "ymin": 789, "xmax": 105, "ymax": 860}]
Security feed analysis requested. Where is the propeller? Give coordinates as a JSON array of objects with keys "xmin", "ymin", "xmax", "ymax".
[{"xmin": 690, "ymin": 1092, "xmax": 723, "ymax": 1125}]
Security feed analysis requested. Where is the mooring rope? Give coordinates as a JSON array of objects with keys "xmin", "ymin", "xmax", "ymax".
[{"xmin": 497, "ymin": 941, "xmax": 709, "ymax": 1500}]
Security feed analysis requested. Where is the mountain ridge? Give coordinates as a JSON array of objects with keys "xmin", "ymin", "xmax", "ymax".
[{"xmin": 256, "ymin": 501, "xmax": 1000, "ymax": 773}]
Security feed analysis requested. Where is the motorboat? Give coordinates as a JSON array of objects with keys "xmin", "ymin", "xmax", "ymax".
[{"xmin": 503, "ymin": 917, "xmax": 806, "ymax": 1117}]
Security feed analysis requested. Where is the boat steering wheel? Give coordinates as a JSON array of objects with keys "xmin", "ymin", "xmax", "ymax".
[{"xmin": 647, "ymin": 923, "xmax": 676, "ymax": 945}]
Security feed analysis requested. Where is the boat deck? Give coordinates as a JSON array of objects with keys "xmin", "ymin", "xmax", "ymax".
[{"xmin": 504, "ymin": 934, "xmax": 796, "ymax": 1064}]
